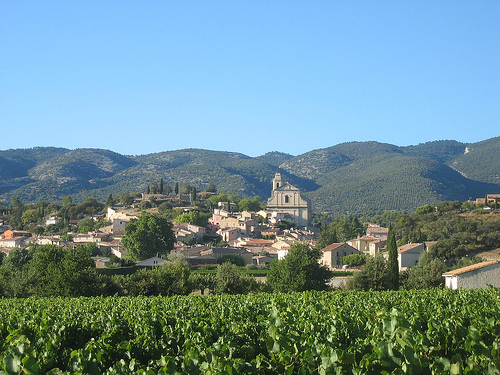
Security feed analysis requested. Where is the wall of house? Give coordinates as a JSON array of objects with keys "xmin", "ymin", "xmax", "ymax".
[{"xmin": 455, "ymin": 264, "xmax": 500, "ymax": 289}]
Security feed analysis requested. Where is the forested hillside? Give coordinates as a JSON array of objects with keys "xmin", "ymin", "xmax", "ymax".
[{"xmin": 0, "ymin": 138, "xmax": 499, "ymax": 213}]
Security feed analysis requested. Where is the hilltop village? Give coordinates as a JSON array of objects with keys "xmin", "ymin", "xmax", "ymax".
[
  {"xmin": 1, "ymin": 170, "xmax": 500, "ymax": 294},
  {"xmin": 0, "ymin": 171, "xmax": 391, "ymax": 269}
]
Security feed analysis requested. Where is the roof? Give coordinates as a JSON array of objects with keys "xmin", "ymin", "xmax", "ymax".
[
  {"xmin": 244, "ymin": 239, "xmax": 274, "ymax": 246},
  {"xmin": 398, "ymin": 243, "xmax": 424, "ymax": 253},
  {"xmin": 442, "ymin": 261, "xmax": 499, "ymax": 276},
  {"xmin": 321, "ymin": 243, "xmax": 346, "ymax": 252}
]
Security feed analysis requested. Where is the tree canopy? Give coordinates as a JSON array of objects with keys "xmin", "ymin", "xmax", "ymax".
[
  {"xmin": 267, "ymin": 242, "xmax": 331, "ymax": 292},
  {"xmin": 122, "ymin": 212, "xmax": 176, "ymax": 261}
]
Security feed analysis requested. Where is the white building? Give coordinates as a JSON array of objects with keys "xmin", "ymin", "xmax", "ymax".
[
  {"xmin": 266, "ymin": 171, "xmax": 311, "ymax": 227},
  {"xmin": 442, "ymin": 261, "xmax": 500, "ymax": 289}
]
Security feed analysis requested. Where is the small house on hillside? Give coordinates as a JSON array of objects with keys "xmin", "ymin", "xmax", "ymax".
[
  {"xmin": 136, "ymin": 256, "xmax": 165, "ymax": 267},
  {"xmin": 398, "ymin": 243, "xmax": 426, "ymax": 270},
  {"xmin": 321, "ymin": 243, "xmax": 361, "ymax": 269},
  {"xmin": 442, "ymin": 261, "xmax": 500, "ymax": 289}
]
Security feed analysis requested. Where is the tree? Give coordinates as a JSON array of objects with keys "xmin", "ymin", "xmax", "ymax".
[
  {"xmin": 238, "ymin": 196, "xmax": 262, "ymax": 212},
  {"xmin": 267, "ymin": 242, "xmax": 331, "ymax": 292},
  {"xmin": 105, "ymin": 194, "xmax": 114, "ymax": 208},
  {"xmin": 217, "ymin": 254, "xmax": 245, "ymax": 267},
  {"xmin": 214, "ymin": 262, "xmax": 245, "ymax": 294},
  {"xmin": 339, "ymin": 253, "xmax": 368, "ymax": 267},
  {"xmin": 205, "ymin": 183, "xmax": 217, "ymax": 193},
  {"xmin": 159, "ymin": 178, "xmax": 164, "ymax": 194},
  {"xmin": 154, "ymin": 261, "xmax": 190, "ymax": 296},
  {"xmin": 347, "ymin": 254, "xmax": 389, "ymax": 291},
  {"xmin": 122, "ymin": 212, "xmax": 176, "ymax": 261},
  {"xmin": 404, "ymin": 252, "xmax": 446, "ymax": 289},
  {"xmin": 386, "ymin": 224, "xmax": 399, "ymax": 290},
  {"xmin": 62, "ymin": 195, "xmax": 73, "ymax": 207},
  {"xmin": 165, "ymin": 183, "xmax": 173, "ymax": 195},
  {"xmin": 77, "ymin": 217, "xmax": 95, "ymax": 233},
  {"xmin": 174, "ymin": 182, "xmax": 179, "ymax": 195},
  {"xmin": 190, "ymin": 186, "xmax": 197, "ymax": 202}
]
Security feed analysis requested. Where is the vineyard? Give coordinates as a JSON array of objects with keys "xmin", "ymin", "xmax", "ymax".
[{"xmin": 1, "ymin": 289, "xmax": 499, "ymax": 374}]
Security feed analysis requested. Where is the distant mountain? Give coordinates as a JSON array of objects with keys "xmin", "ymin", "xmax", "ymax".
[
  {"xmin": 255, "ymin": 151, "xmax": 294, "ymax": 167},
  {"xmin": 1, "ymin": 137, "xmax": 499, "ymax": 214}
]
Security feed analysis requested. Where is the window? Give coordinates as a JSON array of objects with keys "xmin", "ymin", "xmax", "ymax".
[{"xmin": 285, "ymin": 195, "xmax": 289, "ymax": 203}]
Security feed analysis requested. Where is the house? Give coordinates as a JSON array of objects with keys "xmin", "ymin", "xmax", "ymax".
[
  {"xmin": 347, "ymin": 235, "xmax": 387, "ymax": 256},
  {"xmin": 112, "ymin": 218, "xmax": 129, "ymax": 233},
  {"xmin": 45, "ymin": 216, "xmax": 62, "ymax": 226},
  {"xmin": 199, "ymin": 247, "xmax": 253, "ymax": 265},
  {"xmin": 253, "ymin": 255, "xmax": 274, "ymax": 266},
  {"xmin": 217, "ymin": 228, "xmax": 239, "ymax": 244},
  {"xmin": 365, "ymin": 225, "xmax": 389, "ymax": 240},
  {"xmin": 381, "ymin": 243, "xmax": 426, "ymax": 270},
  {"xmin": 136, "ymin": 256, "xmax": 165, "ymax": 267},
  {"xmin": 397, "ymin": 243, "xmax": 426, "ymax": 270},
  {"xmin": 476, "ymin": 194, "xmax": 500, "ymax": 206},
  {"xmin": 1, "ymin": 230, "xmax": 30, "ymax": 239},
  {"xmin": 92, "ymin": 257, "xmax": 111, "ymax": 268},
  {"xmin": 0, "ymin": 237, "xmax": 29, "ymax": 249},
  {"xmin": 271, "ymin": 239, "xmax": 292, "ymax": 250},
  {"xmin": 219, "ymin": 217, "xmax": 256, "ymax": 237},
  {"xmin": 321, "ymin": 243, "xmax": 362, "ymax": 269},
  {"xmin": 442, "ymin": 261, "xmax": 500, "ymax": 289}
]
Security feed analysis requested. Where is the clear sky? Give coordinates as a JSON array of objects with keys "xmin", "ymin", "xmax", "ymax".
[{"xmin": 1, "ymin": 1, "xmax": 499, "ymax": 157}]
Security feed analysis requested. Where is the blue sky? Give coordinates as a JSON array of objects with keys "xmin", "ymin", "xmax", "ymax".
[{"xmin": 1, "ymin": 1, "xmax": 498, "ymax": 157}]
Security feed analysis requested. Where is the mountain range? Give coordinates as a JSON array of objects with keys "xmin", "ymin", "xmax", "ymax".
[{"xmin": 1, "ymin": 137, "xmax": 499, "ymax": 214}]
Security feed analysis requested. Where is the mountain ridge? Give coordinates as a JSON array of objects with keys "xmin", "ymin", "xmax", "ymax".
[{"xmin": 1, "ymin": 138, "xmax": 499, "ymax": 214}]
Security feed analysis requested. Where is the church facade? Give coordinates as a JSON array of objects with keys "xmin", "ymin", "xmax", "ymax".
[{"xmin": 266, "ymin": 171, "xmax": 311, "ymax": 227}]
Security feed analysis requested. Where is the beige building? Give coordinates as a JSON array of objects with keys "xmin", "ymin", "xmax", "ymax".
[
  {"xmin": 321, "ymin": 243, "xmax": 362, "ymax": 269},
  {"xmin": 266, "ymin": 171, "xmax": 311, "ymax": 227}
]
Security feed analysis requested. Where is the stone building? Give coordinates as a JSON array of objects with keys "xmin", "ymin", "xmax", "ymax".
[{"xmin": 266, "ymin": 171, "xmax": 311, "ymax": 227}]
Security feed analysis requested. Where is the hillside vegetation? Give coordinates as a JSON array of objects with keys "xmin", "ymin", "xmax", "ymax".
[{"xmin": 0, "ymin": 138, "xmax": 499, "ymax": 213}]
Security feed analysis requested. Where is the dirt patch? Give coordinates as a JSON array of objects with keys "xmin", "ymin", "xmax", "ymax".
[{"xmin": 476, "ymin": 248, "xmax": 500, "ymax": 261}]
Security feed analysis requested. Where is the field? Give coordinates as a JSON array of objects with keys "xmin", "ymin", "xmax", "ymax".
[{"xmin": 0, "ymin": 289, "xmax": 499, "ymax": 374}]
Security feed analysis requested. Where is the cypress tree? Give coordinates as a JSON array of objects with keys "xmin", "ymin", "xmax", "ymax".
[
  {"xmin": 174, "ymin": 182, "xmax": 179, "ymax": 195},
  {"xmin": 191, "ymin": 187, "xmax": 197, "ymax": 202},
  {"xmin": 386, "ymin": 224, "xmax": 399, "ymax": 290},
  {"xmin": 159, "ymin": 178, "xmax": 164, "ymax": 194}
]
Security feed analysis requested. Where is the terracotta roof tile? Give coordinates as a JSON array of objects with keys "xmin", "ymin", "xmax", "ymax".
[{"xmin": 442, "ymin": 261, "xmax": 498, "ymax": 276}]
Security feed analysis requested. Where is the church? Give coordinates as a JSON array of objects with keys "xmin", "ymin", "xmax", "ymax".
[{"xmin": 266, "ymin": 171, "xmax": 311, "ymax": 228}]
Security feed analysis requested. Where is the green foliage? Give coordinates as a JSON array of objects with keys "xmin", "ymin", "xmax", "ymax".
[
  {"xmin": 316, "ymin": 215, "xmax": 364, "ymax": 249},
  {"xmin": 2, "ymin": 140, "xmax": 500, "ymax": 215},
  {"xmin": 217, "ymin": 254, "xmax": 245, "ymax": 267},
  {"xmin": 76, "ymin": 217, "xmax": 95, "ymax": 233},
  {"xmin": 403, "ymin": 252, "xmax": 446, "ymax": 289},
  {"xmin": 339, "ymin": 253, "xmax": 368, "ymax": 267},
  {"xmin": 237, "ymin": 196, "xmax": 262, "ymax": 212},
  {"xmin": 348, "ymin": 255, "xmax": 389, "ymax": 291},
  {"xmin": 0, "ymin": 245, "xmax": 99, "ymax": 297},
  {"xmin": 205, "ymin": 182, "xmax": 217, "ymax": 193},
  {"xmin": 173, "ymin": 209, "xmax": 210, "ymax": 227},
  {"xmin": 267, "ymin": 242, "xmax": 332, "ymax": 292},
  {"xmin": 214, "ymin": 262, "xmax": 246, "ymax": 294},
  {"xmin": 122, "ymin": 212, "xmax": 176, "ymax": 261},
  {"xmin": 1, "ymin": 289, "xmax": 500, "ymax": 373},
  {"xmin": 386, "ymin": 225, "xmax": 399, "ymax": 290}
]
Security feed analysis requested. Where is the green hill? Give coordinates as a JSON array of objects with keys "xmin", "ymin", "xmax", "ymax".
[
  {"xmin": 0, "ymin": 137, "xmax": 499, "ymax": 213},
  {"xmin": 449, "ymin": 137, "xmax": 500, "ymax": 184}
]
